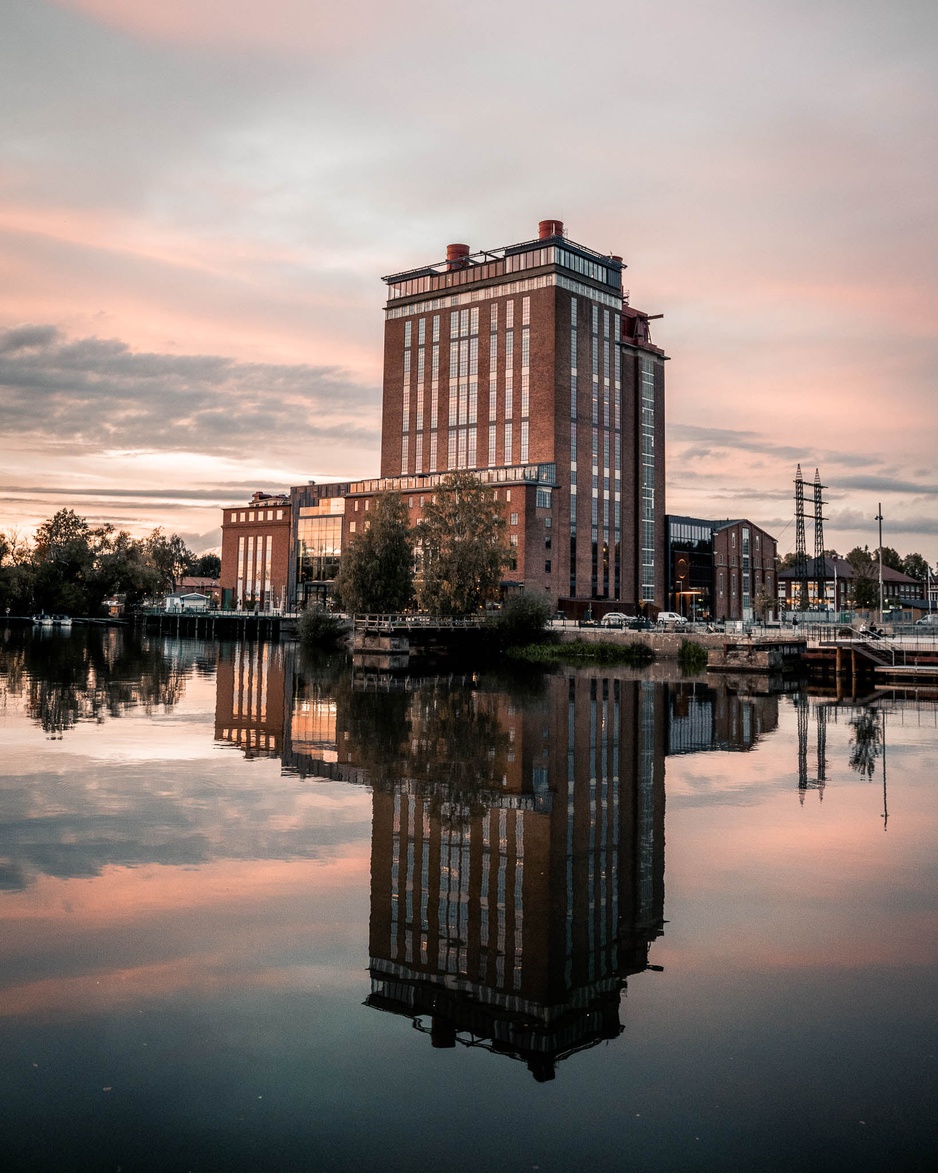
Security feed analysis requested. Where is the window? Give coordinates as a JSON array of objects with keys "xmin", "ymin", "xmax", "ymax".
[
  {"xmin": 509, "ymin": 534, "xmax": 519, "ymax": 547},
  {"xmin": 510, "ymin": 513, "xmax": 519, "ymax": 526}
]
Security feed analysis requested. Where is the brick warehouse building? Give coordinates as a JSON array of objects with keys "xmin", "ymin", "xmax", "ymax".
[
  {"xmin": 666, "ymin": 515, "xmax": 778, "ymax": 622},
  {"xmin": 219, "ymin": 491, "xmax": 291, "ymax": 610},
  {"xmin": 368, "ymin": 218, "xmax": 668, "ymax": 615},
  {"xmin": 222, "ymin": 220, "xmax": 668, "ymax": 614}
]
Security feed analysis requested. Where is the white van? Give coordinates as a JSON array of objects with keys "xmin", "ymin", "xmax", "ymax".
[
  {"xmin": 656, "ymin": 611, "xmax": 687, "ymax": 627},
  {"xmin": 916, "ymin": 614, "xmax": 938, "ymax": 626}
]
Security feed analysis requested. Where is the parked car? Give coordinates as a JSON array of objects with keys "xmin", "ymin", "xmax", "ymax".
[
  {"xmin": 599, "ymin": 612, "xmax": 629, "ymax": 627},
  {"xmin": 656, "ymin": 611, "xmax": 687, "ymax": 627},
  {"xmin": 916, "ymin": 614, "xmax": 938, "ymax": 626},
  {"xmin": 628, "ymin": 617, "xmax": 655, "ymax": 630}
]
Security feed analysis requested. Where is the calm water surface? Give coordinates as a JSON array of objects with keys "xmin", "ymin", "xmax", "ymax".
[{"xmin": 1, "ymin": 626, "xmax": 936, "ymax": 1172}]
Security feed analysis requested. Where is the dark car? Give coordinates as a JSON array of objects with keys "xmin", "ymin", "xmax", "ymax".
[{"xmin": 627, "ymin": 617, "xmax": 655, "ymax": 630}]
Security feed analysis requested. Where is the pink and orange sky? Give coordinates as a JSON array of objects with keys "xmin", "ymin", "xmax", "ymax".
[{"xmin": 3, "ymin": 0, "xmax": 937, "ymax": 560}]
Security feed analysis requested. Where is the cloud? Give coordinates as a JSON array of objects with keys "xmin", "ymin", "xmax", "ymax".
[
  {"xmin": 1, "ymin": 482, "xmax": 269, "ymax": 502},
  {"xmin": 0, "ymin": 324, "xmax": 60, "ymax": 353},
  {"xmin": 0, "ymin": 324, "xmax": 380, "ymax": 457},
  {"xmin": 3, "ymin": 1, "xmax": 938, "ymax": 564},
  {"xmin": 832, "ymin": 475, "xmax": 938, "ymax": 497}
]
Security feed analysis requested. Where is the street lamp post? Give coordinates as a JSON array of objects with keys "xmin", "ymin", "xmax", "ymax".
[{"xmin": 875, "ymin": 503, "xmax": 884, "ymax": 625}]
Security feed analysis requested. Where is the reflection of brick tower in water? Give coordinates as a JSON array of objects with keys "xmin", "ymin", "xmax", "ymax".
[{"xmin": 365, "ymin": 674, "xmax": 666, "ymax": 1081}]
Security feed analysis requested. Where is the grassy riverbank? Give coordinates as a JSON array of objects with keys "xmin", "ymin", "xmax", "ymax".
[{"xmin": 507, "ymin": 638, "xmax": 656, "ymax": 667}]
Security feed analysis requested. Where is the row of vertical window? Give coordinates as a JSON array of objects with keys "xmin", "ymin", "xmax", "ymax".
[
  {"xmin": 401, "ymin": 299, "xmax": 529, "ymax": 475},
  {"xmin": 640, "ymin": 356, "xmax": 657, "ymax": 601},
  {"xmin": 235, "ymin": 534, "xmax": 273, "ymax": 606}
]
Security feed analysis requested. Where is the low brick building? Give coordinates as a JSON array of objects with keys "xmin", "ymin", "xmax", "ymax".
[
  {"xmin": 667, "ymin": 515, "xmax": 778, "ymax": 622},
  {"xmin": 219, "ymin": 491, "xmax": 291, "ymax": 610},
  {"xmin": 777, "ymin": 555, "xmax": 922, "ymax": 611}
]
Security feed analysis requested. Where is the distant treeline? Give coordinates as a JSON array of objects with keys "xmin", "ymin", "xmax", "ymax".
[{"xmin": 1, "ymin": 509, "xmax": 220, "ymax": 617}]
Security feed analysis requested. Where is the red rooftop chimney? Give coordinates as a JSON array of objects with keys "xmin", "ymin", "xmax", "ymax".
[
  {"xmin": 538, "ymin": 219, "xmax": 564, "ymax": 240},
  {"xmin": 446, "ymin": 242, "xmax": 470, "ymax": 270}
]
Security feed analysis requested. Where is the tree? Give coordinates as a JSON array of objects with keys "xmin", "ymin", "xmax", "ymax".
[
  {"xmin": 902, "ymin": 552, "xmax": 931, "ymax": 584},
  {"xmin": 846, "ymin": 546, "xmax": 878, "ymax": 609},
  {"xmin": 93, "ymin": 528, "xmax": 161, "ymax": 607},
  {"xmin": 297, "ymin": 605, "xmax": 346, "ymax": 646},
  {"xmin": 334, "ymin": 491, "xmax": 414, "ymax": 613},
  {"xmin": 753, "ymin": 587, "xmax": 776, "ymax": 622},
  {"xmin": 33, "ymin": 508, "xmax": 91, "ymax": 562},
  {"xmin": 31, "ymin": 509, "xmax": 97, "ymax": 614},
  {"xmin": 414, "ymin": 472, "xmax": 510, "ymax": 616},
  {"xmin": 143, "ymin": 528, "xmax": 194, "ymax": 592},
  {"xmin": 878, "ymin": 546, "xmax": 904, "ymax": 572},
  {"xmin": 487, "ymin": 590, "xmax": 553, "ymax": 645},
  {"xmin": 191, "ymin": 553, "xmax": 221, "ymax": 578}
]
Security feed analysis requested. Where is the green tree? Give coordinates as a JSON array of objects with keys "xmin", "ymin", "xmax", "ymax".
[
  {"xmin": 414, "ymin": 472, "xmax": 510, "ymax": 616},
  {"xmin": 878, "ymin": 546, "xmax": 903, "ymax": 572},
  {"xmin": 902, "ymin": 552, "xmax": 931, "ymax": 584},
  {"xmin": 753, "ymin": 587, "xmax": 776, "ymax": 621},
  {"xmin": 143, "ymin": 528, "xmax": 194, "ymax": 592},
  {"xmin": 93, "ymin": 528, "xmax": 161, "ymax": 607},
  {"xmin": 846, "ymin": 546, "xmax": 878, "ymax": 609},
  {"xmin": 334, "ymin": 491, "xmax": 413, "ymax": 613},
  {"xmin": 31, "ymin": 509, "xmax": 97, "ymax": 614},
  {"xmin": 297, "ymin": 605, "xmax": 346, "ymax": 646},
  {"xmin": 191, "ymin": 553, "xmax": 221, "ymax": 578},
  {"xmin": 487, "ymin": 591, "xmax": 553, "ymax": 645}
]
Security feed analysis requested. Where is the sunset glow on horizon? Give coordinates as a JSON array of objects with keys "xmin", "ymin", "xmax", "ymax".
[{"xmin": 4, "ymin": 1, "xmax": 937, "ymax": 560}]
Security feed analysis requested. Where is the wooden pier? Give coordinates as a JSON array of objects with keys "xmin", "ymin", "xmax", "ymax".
[{"xmin": 132, "ymin": 609, "xmax": 297, "ymax": 640}]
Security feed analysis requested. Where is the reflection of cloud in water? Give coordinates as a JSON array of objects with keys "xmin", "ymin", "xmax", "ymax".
[
  {"xmin": 0, "ymin": 753, "xmax": 372, "ymax": 891},
  {"xmin": 0, "ymin": 852, "xmax": 372, "ymax": 1017}
]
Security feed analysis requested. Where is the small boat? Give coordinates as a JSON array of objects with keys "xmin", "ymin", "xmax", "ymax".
[
  {"xmin": 53, "ymin": 615, "xmax": 73, "ymax": 629},
  {"xmin": 32, "ymin": 614, "xmax": 54, "ymax": 627}
]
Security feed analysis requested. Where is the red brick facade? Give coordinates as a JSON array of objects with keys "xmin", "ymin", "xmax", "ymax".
[
  {"xmin": 379, "ymin": 222, "xmax": 668, "ymax": 614},
  {"xmin": 219, "ymin": 492, "xmax": 291, "ymax": 611}
]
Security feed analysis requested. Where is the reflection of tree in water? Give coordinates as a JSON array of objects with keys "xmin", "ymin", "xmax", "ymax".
[
  {"xmin": 292, "ymin": 656, "xmax": 515, "ymax": 821},
  {"xmin": 0, "ymin": 628, "xmax": 188, "ymax": 737},
  {"xmin": 405, "ymin": 687, "xmax": 514, "ymax": 825},
  {"xmin": 849, "ymin": 706, "xmax": 882, "ymax": 780},
  {"xmin": 350, "ymin": 680, "xmax": 513, "ymax": 815}
]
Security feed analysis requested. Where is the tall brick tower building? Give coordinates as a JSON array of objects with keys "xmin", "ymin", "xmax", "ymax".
[{"xmin": 379, "ymin": 219, "xmax": 667, "ymax": 615}]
